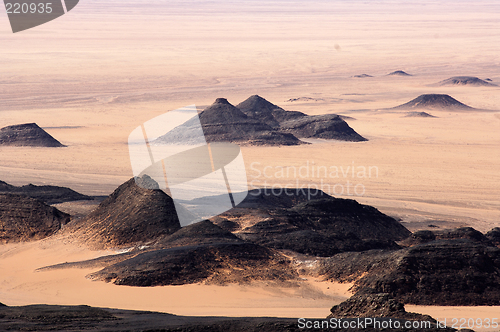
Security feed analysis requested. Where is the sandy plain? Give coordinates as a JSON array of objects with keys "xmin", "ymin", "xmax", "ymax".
[{"xmin": 0, "ymin": 0, "xmax": 499, "ymax": 330}]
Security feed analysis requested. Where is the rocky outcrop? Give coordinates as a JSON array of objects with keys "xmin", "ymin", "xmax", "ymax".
[
  {"xmin": 435, "ymin": 76, "xmax": 497, "ymax": 87},
  {"xmin": 388, "ymin": 70, "xmax": 412, "ymax": 76},
  {"xmin": 390, "ymin": 94, "xmax": 475, "ymax": 111},
  {"xmin": 279, "ymin": 114, "xmax": 367, "ymax": 141},
  {"xmin": 0, "ymin": 180, "xmax": 92, "ymax": 204},
  {"xmin": 0, "ymin": 194, "xmax": 70, "ymax": 243},
  {"xmin": 154, "ymin": 98, "xmax": 303, "ymax": 146},
  {"xmin": 87, "ymin": 221, "xmax": 297, "ymax": 286},
  {"xmin": 65, "ymin": 178, "xmax": 182, "ymax": 249},
  {"xmin": 0, "ymin": 123, "xmax": 65, "ymax": 147},
  {"xmin": 486, "ymin": 227, "xmax": 500, "ymax": 246},
  {"xmin": 320, "ymin": 228, "xmax": 500, "ymax": 306},
  {"xmin": 232, "ymin": 195, "xmax": 410, "ymax": 257},
  {"xmin": 403, "ymin": 111, "xmax": 436, "ymax": 118}
]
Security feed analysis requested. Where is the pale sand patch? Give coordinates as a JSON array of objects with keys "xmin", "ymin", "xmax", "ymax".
[
  {"xmin": 0, "ymin": 240, "xmax": 351, "ymax": 318},
  {"xmin": 406, "ymin": 305, "xmax": 500, "ymax": 332}
]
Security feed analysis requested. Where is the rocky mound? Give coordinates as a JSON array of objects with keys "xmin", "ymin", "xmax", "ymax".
[
  {"xmin": 236, "ymin": 95, "xmax": 306, "ymax": 128},
  {"xmin": 320, "ymin": 228, "xmax": 500, "ymax": 305},
  {"xmin": 435, "ymin": 76, "xmax": 497, "ymax": 87},
  {"xmin": 0, "ymin": 123, "xmax": 65, "ymax": 147},
  {"xmin": 486, "ymin": 227, "xmax": 500, "ymax": 246},
  {"xmin": 403, "ymin": 111, "xmax": 436, "ymax": 118},
  {"xmin": 353, "ymin": 74, "xmax": 373, "ymax": 78},
  {"xmin": 399, "ymin": 227, "xmax": 490, "ymax": 247},
  {"xmin": 387, "ymin": 70, "xmax": 412, "ymax": 76},
  {"xmin": 235, "ymin": 196, "xmax": 410, "ymax": 256},
  {"xmin": 87, "ymin": 223, "xmax": 297, "ymax": 286},
  {"xmin": 0, "ymin": 180, "xmax": 92, "ymax": 204},
  {"xmin": 0, "ymin": 194, "xmax": 70, "ymax": 243},
  {"xmin": 235, "ymin": 188, "xmax": 329, "ymax": 209},
  {"xmin": 391, "ymin": 94, "xmax": 475, "ymax": 111},
  {"xmin": 328, "ymin": 291, "xmax": 435, "ymax": 322},
  {"xmin": 279, "ymin": 114, "xmax": 368, "ymax": 141},
  {"xmin": 65, "ymin": 178, "xmax": 182, "ymax": 249},
  {"xmin": 154, "ymin": 98, "xmax": 303, "ymax": 146}
]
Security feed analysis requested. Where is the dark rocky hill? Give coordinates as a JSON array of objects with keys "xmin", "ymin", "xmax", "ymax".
[
  {"xmin": 486, "ymin": 227, "xmax": 500, "ymax": 246},
  {"xmin": 387, "ymin": 70, "xmax": 412, "ymax": 76},
  {"xmin": 236, "ymin": 95, "xmax": 307, "ymax": 128},
  {"xmin": 0, "ymin": 180, "xmax": 92, "ymax": 204},
  {"xmin": 0, "ymin": 194, "xmax": 70, "ymax": 243},
  {"xmin": 154, "ymin": 98, "xmax": 303, "ymax": 146},
  {"xmin": 0, "ymin": 123, "xmax": 65, "ymax": 147},
  {"xmin": 403, "ymin": 111, "xmax": 436, "ymax": 118},
  {"xmin": 226, "ymin": 194, "xmax": 410, "ymax": 256},
  {"xmin": 87, "ymin": 221, "xmax": 297, "ymax": 286},
  {"xmin": 390, "ymin": 94, "xmax": 475, "ymax": 111},
  {"xmin": 353, "ymin": 74, "xmax": 373, "ymax": 78},
  {"xmin": 319, "ymin": 227, "xmax": 500, "ymax": 305},
  {"xmin": 435, "ymin": 76, "xmax": 497, "ymax": 87},
  {"xmin": 64, "ymin": 178, "xmax": 182, "ymax": 249},
  {"xmin": 279, "ymin": 114, "xmax": 367, "ymax": 141}
]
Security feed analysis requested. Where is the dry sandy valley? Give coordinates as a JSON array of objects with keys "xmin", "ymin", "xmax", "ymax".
[{"xmin": 0, "ymin": 0, "xmax": 499, "ymax": 331}]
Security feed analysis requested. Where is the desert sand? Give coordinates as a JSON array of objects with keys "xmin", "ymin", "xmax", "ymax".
[{"xmin": 1, "ymin": 0, "xmax": 499, "ymax": 329}]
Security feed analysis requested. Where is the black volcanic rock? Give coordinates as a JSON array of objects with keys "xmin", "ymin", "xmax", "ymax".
[
  {"xmin": 403, "ymin": 111, "xmax": 436, "ymax": 118},
  {"xmin": 388, "ymin": 70, "xmax": 412, "ymax": 76},
  {"xmin": 236, "ymin": 196, "xmax": 410, "ymax": 256},
  {"xmin": 328, "ymin": 291, "xmax": 435, "ymax": 322},
  {"xmin": 400, "ymin": 227, "xmax": 490, "ymax": 247},
  {"xmin": 236, "ymin": 188, "xmax": 329, "ymax": 209},
  {"xmin": 391, "ymin": 94, "xmax": 475, "ymax": 111},
  {"xmin": 154, "ymin": 98, "xmax": 303, "ymax": 146},
  {"xmin": 0, "ymin": 194, "xmax": 70, "ymax": 243},
  {"xmin": 436, "ymin": 76, "xmax": 497, "ymax": 87},
  {"xmin": 66, "ymin": 178, "xmax": 182, "ymax": 249},
  {"xmin": 353, "ymin": 74, "xmax": 373, "ymax": 78},
  {"xmin": 0, "ymin": 180, "xmax": 92, "ymax": 204},
  {"xmin": 279, "ymin": 114, "xmax": 368, "ymax": 141},
  {"xmin": 0, "ymin": 123, "xmax": 65, "ymax": 147},
  {"xmin": 320, "ymin": 231, "xmax": 500, "ymax": 306},
  {"xmin": 88, "ymin": 240, "xmax": 297, "ymax": 286},
  {"xmin": 486, "ymin": 227, "xmax": 500, "ymax": 246},
  {"xmin": 236, "ymin": 95, "xmax": 307, "ymax": 128}
]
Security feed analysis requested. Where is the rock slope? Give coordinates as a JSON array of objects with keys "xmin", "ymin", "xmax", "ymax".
[
  {"xmin": 0, "ymin": 180, "xmax": 92, "ymax": 204},
  {"xmin": 0, "ymin": 123, "xmax": 65, "ymax": 147},
  {"xmin": 390, "ymin": 94, "xmax": 475, "ymax": 111},
  {"xmin": 0, "ymin": 194, "xmax": 70, "ymax": 243}
]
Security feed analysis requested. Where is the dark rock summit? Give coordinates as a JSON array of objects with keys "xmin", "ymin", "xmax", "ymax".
[
  {"xmin": 435, "ymin": 76, "xmax": 497, "ymax": 87},
  {"xmin": 0, "ymin": 123, "xmax": 65, "ymax": 147},
  {"xmin": 65, "ymin": 178, "xmax": 182, "ymax": 249},
  {"xmin": 0, "ymin": 194, "xmax": 70, "ymax": 243},
  {"xmin": 391, "ymin": 94, "xmax": 475, "ymax": 111},
  {"xmin": 403, "ymin": 111, "xmax": 436, "ymax": 118},
  {"xmin": 236, "ymin": 95, "xmax": 306, "ymax": 128},
  {"xmin": 0, "ymin": 180, "xmax": 92, "ymax": 204},
  {"xmin": 279, "ymin": 114, "xmax": 367, "ymax": 141},
  {"xmin": 388, "ymin": 70, "xmax": 412, "ymax": 76}
]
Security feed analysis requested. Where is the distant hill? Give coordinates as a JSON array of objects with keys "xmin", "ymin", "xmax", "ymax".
[
  {"xmin": 353, "ymin": 74, "xmax": 373, "ymax": 78},
  {"xmin": 154, "ymin": 98, "xmax": 303, "ymax": 146},
  {"xmin": 0, "ymin": 194, "xmax": 70, "ymax": 243},
  {"xmin": 154, "ymin": 96, "xmax": 367, "ymax": 145},
  {"xmin": 390, "ymin": 94, "xmax": 475, "ymax": 111},
  {"xmin": 279, "ymin": 114, "xmax": 367, "ymax": 141},
  {"xmin": 0, "ymin": 123, "xmax": 65, "ymax": 147},
  {"xmin": 238, "ymin": 95, "xmax": 367, "ymax": 142},
  {"xmin": 434, "ymin": 76, "xmax": 497, "ymax": 87},
  {"xmin": 237, "ymin": 95, "xmax": 306, "ymax": 128},
  {"xmin": 387, "ymin": 70, "xmax": 412, "ymax": 76},
  {"xmin": 403, "ymin": 111, "xmax": 436, "ymax": 118},
  {"xmin": 0, "ymin": 180, "xmax": 92, "ymax": 204}
]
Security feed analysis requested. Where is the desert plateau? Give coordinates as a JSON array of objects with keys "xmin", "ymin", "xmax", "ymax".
[{"xmin": 0, "ymin": 0, "xmax": 499, "ymax": 331}]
